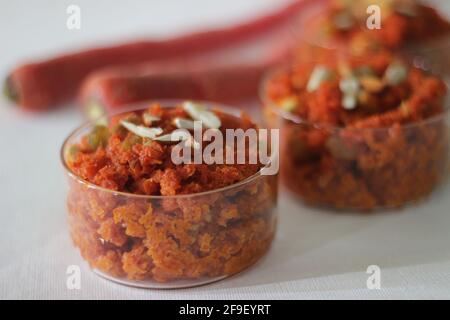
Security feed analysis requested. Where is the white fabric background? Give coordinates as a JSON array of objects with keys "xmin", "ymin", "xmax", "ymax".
[{"xmin": 0, "ymin": 0, "xmax": 449, "ymax": 300}]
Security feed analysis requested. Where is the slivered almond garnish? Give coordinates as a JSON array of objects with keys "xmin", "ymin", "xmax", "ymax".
[
  {"xmin": 384, "ymin": 62, "xmax": 408, "ymax": 86},
  {"xmin": 342, "ymin": 94, "xmax": 357, "ymax": 110},
  {"xmin": 153, "ymin": 131, "xmax": 200, "ymax": 149},
  {"xmin": 174, "ymin": 117, "xmax": 196, "ymax": 130},
  {"xmin": 143, "ymin": 113, "xmax": 161, "ymax": 126},
  {"xmin": 339, "ymin": 76, "xmax": 360, "ymax": 111},
  {"xmin": 183, "ymin": 101, "xmax": 221, "ymax": 129},
  {"xmin": 120, "ymin": 120, "xmax": 163, "ymax": 139},
  {"xmin": 339, "ymin": 76, "xmax": 360, "ymax": 94},
  {"xmin": 307, "ymin": 66, "xmax": 334, "ymax": 92}
]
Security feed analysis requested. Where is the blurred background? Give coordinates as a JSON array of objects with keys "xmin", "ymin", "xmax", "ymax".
[{"xmin": 0, "ymin": 0, "xmax": 290, "ymax": 74}]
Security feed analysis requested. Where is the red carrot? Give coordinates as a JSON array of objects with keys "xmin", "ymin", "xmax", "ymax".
[
  {"xmin": 4, "ymin": 0, "xmax": 313, "ymax": 111},
  {"xmin": 80, "ymin": 61, "xmax": 274, "ymax": 117}
]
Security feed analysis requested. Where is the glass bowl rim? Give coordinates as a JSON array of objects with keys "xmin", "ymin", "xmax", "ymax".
[
  {"xmin": 61, "ymin": 99, "xmax": 277, "ymax": 200},
  {"xmin": 259, "ymin": 63, "xmax": 450, "ymax": 133}
]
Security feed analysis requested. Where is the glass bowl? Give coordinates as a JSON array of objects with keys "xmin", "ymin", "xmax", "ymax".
[
  {"xmin": 260, "ymin": 66, "xmax": 449, "ymax": 211},
  {"xmin": 61, "ymin": 101, "xmax": 278, "ymax": 288},
  {"xmin": 289, "ymin": 0, "xmax": 450, "ymax": 70}
]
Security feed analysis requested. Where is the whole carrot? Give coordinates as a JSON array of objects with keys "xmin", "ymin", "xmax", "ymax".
[
  {"xmin": 80, "ymin": 61, "xmax": 275, "ymax": 118},
  {"xmin": 4, "ymin": 0, "xmax": 313, "ymax": 111}
]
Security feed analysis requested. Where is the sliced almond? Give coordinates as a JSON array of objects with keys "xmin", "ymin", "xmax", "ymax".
[
  {"xmin": 307, "ymin": 66, "xmax": 334, "ymax": 92},
  {"xmin": 173, "ymin": 117, "xmax": 196, "ymax": 130},
  {"xmin": 339, "ymin": 76, "xmax": 360, "ymax": 94},
  {"xmin": 384, "ymin": 62, "xmax": 408, "ymax": 86},
  {"xmin": 342, "ymin": 94, "xmax": 358, "ymax": 110},
  {"xmin": 143, "ymin": 113, "xmax": 161, "ymax": 126},
  {"xmin": 359, "ymin": 76, "xmax": 385, "ymax": 93},
  {"xmin": 153, "ymin": 131, "xmax": 200, "ymax": 149},
  {"xmin": 183, "ymin": 101, "xmax": 221, "ymax": 129},
  {"xmin": 120, "ymin": 120, "xmax": 163, "ymax": 139}
]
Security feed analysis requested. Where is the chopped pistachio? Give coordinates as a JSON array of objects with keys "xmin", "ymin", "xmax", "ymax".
[
  {"xmin": 87, "ymin": 125, "xmax": 109, "ymax": 150},
  {"xmin": 65, "ymin": 145, "xmax": 80, "ymax": 163},
  {"xmin": 183, "ymin": 101, "xmax": 221, "ymax": 129},
  {"xmin": 173, "ymin": 117, "xmax": 196, "ymax": 130},
  {"xmin": 122, "ymin": 134, "xmax": 142, "ymax": 150},
  {"xmin": 384, "ymin": 62, "xmax": 408, "ymax": 86},
  {"xmin": 307, "ymin": 66, "xmax": 334, "ymax": 92},
  {"xmin": 279, "ymin": 96, "xmax": 298, "ymax": 112},
  {"xmin": 143, "ymin": 113, "xmax": 161, "ymax": 126},
  {"xmin": 120, "ymin": 120, "xmax": 163, "ymax": 139}
]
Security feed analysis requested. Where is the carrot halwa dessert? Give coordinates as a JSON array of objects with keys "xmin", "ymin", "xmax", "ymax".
[
  {"xmin": 303, "ymin": 0, "xmax": 450, "ymax": 54},
  {"xmin": 62, "ymin": 101, "xmax": 277, "ymax": 286},
  {"xmin": 263, "ymin": 52, "xmax": 448, "ymax": 210}
]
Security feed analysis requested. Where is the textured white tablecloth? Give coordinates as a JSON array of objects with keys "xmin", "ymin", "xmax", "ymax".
[{"xmin": 0, "ymin": 0, "xmax": 449, "ymax": 300}]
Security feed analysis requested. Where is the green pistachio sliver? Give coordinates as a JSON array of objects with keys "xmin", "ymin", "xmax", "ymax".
[
  {"xmin": 120, "ymin": 120, "xmax": 163, "ymax": 139},
  {"xmin": 307, "ymin": 66, "xmax": 334, "ymax": 92},
  {"xmin": 65, "ymin": 145, "xmax": 80, "ymax": 163},
  {"xmin": 173, "ymin": 117, "xmax": 196, "ymax": 130},
  {"xmin": 87, "ymin": 125, "xmax": 110, "ymax": 150},
  {"xmin": 123, "ymin": 134, "xmax": 142, "ymax": 150},
  {"xmin": 143, "ymin": 113, "xmax": 161, "ymax": 126},
  {"xmin": 342, "ymin": 94, "xmax": 358, "ymax": 110},
  {"xmin": 279, "ymin": 97, "xmax": 298, "ymax": 112},
  {"xmin": 384, "ymin": 62, "xmax": 408, "ymax": 86},
  {"xmin": 183, "ymin": 101, "xmax": 221, "ymax": 129}
]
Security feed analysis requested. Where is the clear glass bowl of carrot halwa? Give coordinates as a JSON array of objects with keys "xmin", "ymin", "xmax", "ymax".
[
  {"xmin": 293, "ymin": 0, "xmax": 450, "ymax": 58},
  {"xmin": 61, "ymin": 101, "xmax": 278, "ymax": 288},
  {"xmin": 261, "ymin": 51, "xmax": 449, "ymax": 211}
]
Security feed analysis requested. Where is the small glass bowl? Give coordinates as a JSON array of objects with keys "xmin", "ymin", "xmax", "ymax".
[
  {"xmin": 61, "ymin": 101, "xmax": 278, "ymax": 288},
  {"xmin": 289, "ymin": 0, "xmax": 450, "ymax": 72},
  {"xmin": 260, "ymin": 67, "xmax": 449, "ymax": 211}
]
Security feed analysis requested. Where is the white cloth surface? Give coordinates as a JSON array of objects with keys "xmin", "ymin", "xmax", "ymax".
[{"xmin": 0, "ymin": 0, "xmax": 449, "ymax": 300}]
